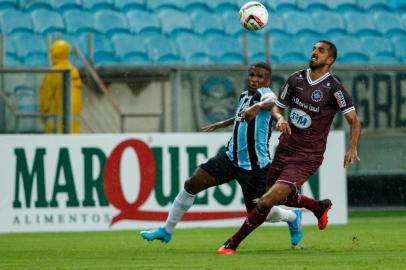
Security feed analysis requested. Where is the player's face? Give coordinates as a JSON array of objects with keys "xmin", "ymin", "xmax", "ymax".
[
  {"xmin": 247, "ymin": 66, "xmax": 270, "ymax": 91},
  {"xmin": 309, "ymin": 42, "xmax": 333, "ymax": 70}
]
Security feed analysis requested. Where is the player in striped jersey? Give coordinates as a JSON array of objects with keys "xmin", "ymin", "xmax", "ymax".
[
  {"xmin": 217, "ymin": 40, "xmax": 361, "ymax": 255},
  {"xmin": 140, "ymin": 62, "xmax": 303, "ymax": 246}
]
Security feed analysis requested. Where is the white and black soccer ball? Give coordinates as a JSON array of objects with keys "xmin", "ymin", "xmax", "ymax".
[{"xmin": 239, "ymin": 1, "xmax": 269, "ymax": 31}]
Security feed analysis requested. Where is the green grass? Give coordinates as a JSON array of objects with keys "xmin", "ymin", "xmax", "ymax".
[{"xmin": 1, "ymin": 211, "xmax": 406, "ymax": 270}]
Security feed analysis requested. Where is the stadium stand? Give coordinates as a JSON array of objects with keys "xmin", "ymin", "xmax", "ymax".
[
  {"xmin": 270, "ymin": 33, "xmax": 307, "ymax": 63},
  {"xmin": 145, "ymin": 35, "xmax": 181, "ymax": 64},
  {"xmin": 391, "ymin": 33, "xmax": 406, "ymax": 63},
  {"xmin": 112, "ymin": 33, "xmax": 149, "ymax": 64},
  {"xmin": 207, "ymin": 34, "xmax": 243, "ymax": 64},
  {"xmin": 175, "ymin": 32, "xmax": 212, "ymax": 64},
  {"xmin": 10, "ymin": 32, "xmax": 48, "ymax": 64},
  {"xmin": 360, "ymin": 35, "xmax": 397, "ymax": 63},
  {"xmin": 331, "ymin": 34, "xmax": 369, "ymax": 63},
  {"xmin": 0, "ymin": 0, "xmax": 405, "ymax": 65}
]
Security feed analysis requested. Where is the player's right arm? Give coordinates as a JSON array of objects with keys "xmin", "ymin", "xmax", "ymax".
[
  {"xmin": 271, "ymin": 106, "xmax": 291, "ymax": 135},
  {"xmin": 201, "ymin": 117, "xmax": 235, "ymax": 132}
]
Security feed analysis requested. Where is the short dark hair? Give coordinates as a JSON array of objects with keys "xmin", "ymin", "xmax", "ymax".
[
  {"xmin": 318, "ymin": 40, "xmax": 337, "ymax": 63},
  {"xmin": 251, "ymin": 61, "xmax": 272, "ymax": 75}
]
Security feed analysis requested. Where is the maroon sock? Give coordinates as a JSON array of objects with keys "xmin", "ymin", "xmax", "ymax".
[
  {"xmin": 230, "ymin": 206, "xmax": 270, "ymax": 247},
  {"xmin": 285, "ymin": 194, "xmax": 320, "ymax": 214}
]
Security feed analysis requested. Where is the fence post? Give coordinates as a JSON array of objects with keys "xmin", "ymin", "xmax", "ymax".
[{"xmin": 62, "ymin": 69, "xmax": 71, "ymax": 133}]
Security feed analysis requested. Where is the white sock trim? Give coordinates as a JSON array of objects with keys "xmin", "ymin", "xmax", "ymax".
[{"xmin": 164, "ymin": 189, "xmax": 196, "ymax": 234}]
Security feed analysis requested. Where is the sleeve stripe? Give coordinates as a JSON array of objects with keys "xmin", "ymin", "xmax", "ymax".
[
  {"xmin": 276, "ymin": 100, "xmax": 287, "ymax": 108},
  {"xmin": 343, "ymin": 106, "xmax": 355, "ymax": 114}
]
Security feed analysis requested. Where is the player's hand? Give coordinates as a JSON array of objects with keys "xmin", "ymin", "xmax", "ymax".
[
  {"xmin": 343, "ymin": 147, "xmax": 360, "ymax": 168},
  {"xmin": 276, "ymin": 117, "xmax": 291, "ymax": 135},
  {"xmin": 201, "ymin": 123, "xmax": 217, "ymax": 132},
  {"xmin": 241, "ymin": 104, "xmax": 260, "ymax": 122}
]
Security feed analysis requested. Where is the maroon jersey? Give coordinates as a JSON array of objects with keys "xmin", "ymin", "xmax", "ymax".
[{"xmin": 275, "ymin": 69, "xmax": 355, "ymax": 159}]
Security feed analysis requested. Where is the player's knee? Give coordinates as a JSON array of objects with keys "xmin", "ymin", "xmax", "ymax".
[{"xmin": 184, "ymin": 178, "xmax": 202, "ymax": 195}]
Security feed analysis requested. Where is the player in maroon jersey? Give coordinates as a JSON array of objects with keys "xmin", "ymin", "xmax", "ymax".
[{"xmin": 217, "ymin": 40, "xmax": 361, "ymax": 254}]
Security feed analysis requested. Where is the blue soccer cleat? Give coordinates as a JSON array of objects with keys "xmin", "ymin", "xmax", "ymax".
[
  {"xmin": 139, "ymin": 227, "xmax": 172, "ymax": 243},
  {"xmin": 287, "ymin": 208, "xmax": 303, "ymax": 246}
]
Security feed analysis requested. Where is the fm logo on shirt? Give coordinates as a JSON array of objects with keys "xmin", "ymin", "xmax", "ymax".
[
  {"xmin": 334, "ymin": 91, "xmax": 347, "ymax": 108},
  {"xmin": 290, "ymin": 108, "xmax": 311, "ymax": 129}
]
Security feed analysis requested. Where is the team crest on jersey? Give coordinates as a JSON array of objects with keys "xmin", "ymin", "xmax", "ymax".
[
  {"xmin": 334, "ymin": 91, "xmax": 347, "ymax": 108},
  {"xmin": 311, "ymin": 90, "xmax": 323, "ymax": 102}
]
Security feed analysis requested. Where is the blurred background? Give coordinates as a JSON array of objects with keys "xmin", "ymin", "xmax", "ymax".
[{"xmin": 0, "ymin": 0, "xmax": 405, "ymax": 209}]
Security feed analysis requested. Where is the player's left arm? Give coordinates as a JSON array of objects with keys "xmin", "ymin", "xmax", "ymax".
[
  {"xmin": 343, "ymin": 109, "xmax": 361, "ymax": 168},
  {"xmin": 241, "ymin": 89, "xmax": 277, "ymax": 122}
]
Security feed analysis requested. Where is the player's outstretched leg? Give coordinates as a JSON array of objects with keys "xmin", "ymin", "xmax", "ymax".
[
  {"xmin": 315, "ymin": 199, "xmax": 332, "ymax": 230},
  {"xmin": 140, "ymin": 227, "xmax": 172, "ymax": 243},
  {"xmin": 287, "ymin": 208, "xmax": 303, "ymax": 246}
]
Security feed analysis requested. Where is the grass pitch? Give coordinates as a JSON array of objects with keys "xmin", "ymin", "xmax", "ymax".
[{"xmin": 1, "ymin": 211, "xmax": 406, "ymax": 270}]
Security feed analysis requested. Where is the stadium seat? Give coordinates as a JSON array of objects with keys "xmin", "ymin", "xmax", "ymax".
[
  {"xmin": 221, "ymin": 9, "xmax": 245, "ymax": 37},
  {"xmin": 58, "ymin": 33, "xmax": 89, "ymax": 58},
  {"xmin": 0, "ymin": 10, "xmax": 32, "ymax": 34},
  {"xmin": 298, "ymin": 33, "xmax": 323, "ymax": 52},
  {"xmin": 83, "ymin": 0, "xmax": 115, "ymax": 12},
  {"xmin": 373, "ymin": 11, "xmax": 404, "ymax": 36},
  {"xmin": 386, "ymin": 0, "xmax": 406, "ymax": 11},
  {"xmin": 369, "ymin": 54, "xmax": 399, "ymax": 64},
  {"xmin": 330, "ymin": 35, "xmax": 369, "ymax": 63},
  {"xmin": 206, "ymin": 34, "xmax": 243, "ymax": 64},
  {"xmin": 146, "ymin": 0, "xmax": 186, "ymax": 11},
  {"xmin": 283, "ymin": 11, "xmax": 319, "ymax": 35},
  {"xmin": 80, "ymin": 34, "xmax": 117, "ymax": 64},
  {"xmin": 10, "ymin": 32, "xmax": 47, "ymax": 62},
  {"xmin": 324, "ymin": 0, "xmax": 359, "ymax": 11},
  {"xmin": 265, "ymin": 13, "xmax": 285, "ymax": 35},
  {"xmin": 145, "ymin": 35, "xmax": 181, "ymax": 64},
  {"xmin": 64, "ymin": 10, "xmax": 98, "ymax": 35},
  {"xmin": 13, "ymin": 85, "xmax": 39, "ymax": 132},
  {"xmin": 112, "ymin": 33, "xmax": 149, "ymax": 64},
  {"xmin": 114, "ymin": 0, "xmax": 145, "ymax": 12},
  {"xmin": 313, "ymin": 11, "xmax": 346, "ymax": 35},
  {"xmin": 207, "ymin": 0, "xmax": 238, "ymax": 13},
  {"xmin": 157, "ymin": 8, "xmax": 193, "ymax": 37},
  {"xmin": 343, "ymin": 11, "xmax": 379, "ymax": 36},
  {"xmin": 0, "ymin": 0, "xmax": 18, "ymax": 10},
  {"xmin": 20, "ymin": 0, "xmax": 52, "ymax": 11},
  {"xmin": 264, "ymin": 0, "xmax": 299, "ymax": 12},
  {"xmin": 297, "ymin": 0, "xmax": 329, "ymax": 11},
  {"xmin": 357, "ymin": 0, "xmax": 391, "ymax": 12},
  {"xmin": 391, "ymin": 34, "xmax": 406, "ymax": 62},
  {"xmin": 175, "ymin": 32, "xmax": 212, "ymax": 64},
  {"xmin": 94, "ymin": 10, "xmax": 130, "ymax": 36},
  {"xmin": 270, "ymin": 33, "xmax": 306, "ymax": 64},
  {"xmin": 243, "ymin": 32, "xmax": 268, "ymax": 64},
  {"xmin": 183, "ymin": 1, "xmax": 211, "ymax": 13},
  {"xmin": 4, "ymin": 38, "xmax": 20, "ymax": 65},
  {"xmin": 50, "ymin": 0, "xmax": 82, "ymax": 12},
  {"xmin": 360, "ymin": 35, "xmax": 395, "ymax": 63},
  {"xmin": 126, "ymin": 10, "xmax": 161, "ymax": 34},
  {"xmin": 31, "ymin": 9, "xmax": 65, "ymax": 35},
  {"xmin": 191, "ymin": 10, "xmax": 225, "ymax": 36}
]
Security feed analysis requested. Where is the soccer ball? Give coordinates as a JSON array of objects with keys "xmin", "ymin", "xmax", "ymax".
[{"xmin": 239, "ymin": 1, "xmax": 269, "ymax": 31}]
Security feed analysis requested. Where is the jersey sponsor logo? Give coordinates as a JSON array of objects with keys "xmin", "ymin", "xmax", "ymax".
[
  {"xmin": 334, "ymin": 91, "xmax": 347, "ymax": 108},
  {"xmin": 290, "ymin": 108, "xmax": 312, "ymax": 129},
  {"xmin": 311, "ymin": 90, "xmax": 323, "ymax": 102}
]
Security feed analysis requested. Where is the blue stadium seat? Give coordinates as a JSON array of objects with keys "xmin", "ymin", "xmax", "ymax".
[
  {"xmin": 270, "ymin": 33, "xmax": 306, "ymax": 64},
  {"xmin": 112, "ymin": 33, "xmax": 149, "ymax": 64},
  {"xmin": 175, "ymin": 32, "xmax": 212, "ymax": 64},
  {"xmin": 20, "ymin": 0, "xmax": 52, "ymax": 11},
  {"xmin": 64, "ymin": 10, "xmax": 98, "ymax": 35},
  {"xmin": 115, "ymin": 0, "xmax": 145, "ymax": 11},
  {"xmin": 298, "ymin": 33, "xmax": 323, "ymax": 52},
  {"xmin": 83, "ymin": 0, "xmax": 115, "ymax": 12},
  {"xmin": 344, "ymin": 11, "xmax": 379, "ymax": 36},
  {"xmin": 243, "ymin": 32, "xmax": 268, "ymax": 64},
  {"xmin": 221, "ymin": 9, "xmax": 245, "ymax": 37},
  {"xmin": 14, "ymin": 85, "xmax": 39, "ymax": 132},
  {"xmin": 146, "ymin": 0, "xmax": 186, "ymax": 11},
  {"xmin": 283, "ymin": 11, "xmax": 318, "ymax": 35},
  {"xmin": 360, "ymin": 35, "xmax": 395, "ymax": 63},
  {"xmin": 183, "ymin": 0, "xmax": 211, "ymax": 13},
  {"xmin": 313, "ymin": 11, "xmax": 346, "ymax": 35},
  {"xmin": 207, "ymin": 34, "xmax": 243, "ymax": 64},
  {"xmin": 0, "ymin": 10, "xmax": 32, "ymax": 34},
  {"xmin": 10, "ymin": 32, "xmax": 48, "ymax": 65},
  {"xmin": 50, "ymin": 0, "xmax": 82, "ymax": 12},
  {"xmin": 264, "ymin": 0, "xmax": 299, "ymax": 12},
  {"xmin": 324, "ymin": 0, "xmax": 359, "ymax": 11},
  {"xmin": 330, "ymin": 35, "xmax": 369, "ymax": 63},
  {"xmin": 145, "ymin": 35, "xmax": 181, "ymax": 64},
  {"xmin": 127, "ymin": 10, "xmax": 161, "ymax": 34},
  {"xmin": 373, "ymin": 11, "xmax": 404, "ymax": 36},
  {"xmin": 357, "ymin": 0, "xmax": 391, "ymax": 12},
  {"xmin": 0, "ymin": 0, "xmax": 18, "ymax": 10},
  {"xmin": 31, "ymin": 9, "xmax": 65, "ymax": 35},
  {"xmin": 386, "ymin": 0, "xmax": 406, "ymax": 11},
  {"xmin": 94, "ymin": 10, "xmax": 130, "ymax": 36},
  {"xmin": 5, "ymin": 38, "xmax": 20, "ymax": 65},
  {"xmin": 191, "ymin": 10, "xmax": 225, "ymax": 36},
  {"xmin": 297, "ymin": 0, "xmax": 329, "ymax": 11},
  {"xmin": 265, "ymin": 13, "xmax": 285, "ymax": 35},
  {"xmin": 207, "ymin": 0, "xmax": 238, "ymax": 13},
  {"xmin": 391, "ymin": 34, "xmax": 406, "ymax": 63},
  {"xmin": 80, "ymin": 33, "xmax": 117, "ymax": 64},
  {"xmin": 157, "ymin": 8, "xmax": 193, "ymax": 37},
  {"xmin": 58, "ymin": 33, "xmax": 89, "ymax": 58}
]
